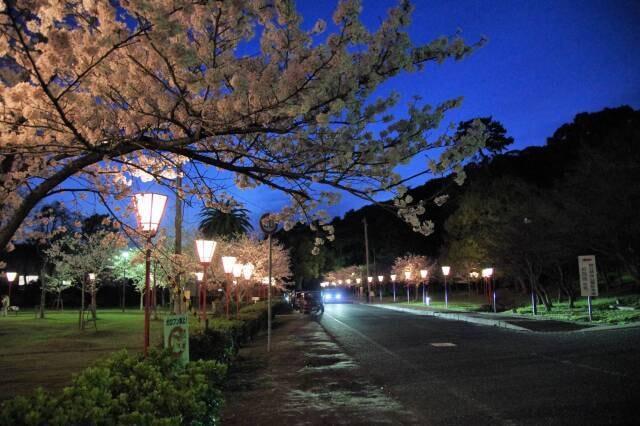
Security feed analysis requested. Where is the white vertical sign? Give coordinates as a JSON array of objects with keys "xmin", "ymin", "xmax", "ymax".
[{"xmin": 578, "ymin": 255, "xmax": 598, "ymax": 297}]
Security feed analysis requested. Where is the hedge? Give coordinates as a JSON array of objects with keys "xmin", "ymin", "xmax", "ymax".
[{"xmin": 0, "ymin": 350, "xmax": 227, "ymax": 426}]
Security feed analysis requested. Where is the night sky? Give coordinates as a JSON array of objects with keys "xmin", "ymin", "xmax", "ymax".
[{"xmin": 70, "ymin": 0, "xmax": 640, "ymax": 231}]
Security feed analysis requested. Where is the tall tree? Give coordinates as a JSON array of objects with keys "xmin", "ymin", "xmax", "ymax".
[{"xmin": 198, "ymin": 202, "xmax": 253, "ymax": 239}]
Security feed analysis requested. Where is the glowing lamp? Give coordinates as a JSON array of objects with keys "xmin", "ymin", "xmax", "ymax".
[
  {"xmin": 232, "ymin": 263, "xmax": 243, "ymax": 278},
  {"xmin": 482, "ymin": 268, "xmax": 494, "ymax": 278},
  {"xmin": 221, "ymin": 256, "xmax": 237, "ymax": 274},
  {"xmin": 390, "ymin": 274, "xmax": 396, "ymax": 282},
  {"xmin": 404, "ymin": 270, "xmax": 411, "ymax": 280},
  {"xmin": 378, "ymin": 275, "xmax": 384, "ymax": 282},
  {"xmin": 346, "ymin": 279, "xmax": 351, "ymax": 285},
  {"xmin": 367, "ymin": 276, "xmax": 373, "ymax": 283},
  {"xmin": 242, "ymin": 263, "xmax": 255, "ymax": 280},
  {"xmin": 133, "ymin": 193, "xmax": 168, "ymax": 235},
  {"xmin": 356, "ymin": 278, "xmax": 362, "ymax": 285},
  {"xmin": 6, "ymin": 272, "xmax": 17, "ymax": 282},
  {"xmin": 338, "ymin": 279, "xmax": 343, "ymax": 285},
  {"xmin": 194, "ymin": 272, "xmax": 204, "ymax": 282},
  {"xmin": 420, "ymin": 269, "xmax": 428, "ymax": 279},
  {"xmin": 88, "ymin": 273, "xmax": 96, "ymax": 281},
  {"xmin": 195, "ymin": 239, "xmax": 217, "ymax": 263},
  {"xmin": 470, "ymin": 271, "xmax": 479, "ymax": 279},
  {"xmin": 442, "ymin": 266, "xmax": 451, "ymax": 276}
]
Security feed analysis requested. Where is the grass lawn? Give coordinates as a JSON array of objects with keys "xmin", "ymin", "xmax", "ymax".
[
  {"xmin": 513, "ymin": 295, "xmax": 640, "ymax": 325},
  {"xmin": 0, "ymin": 309, "xmax": 170, "ymax": 401}
]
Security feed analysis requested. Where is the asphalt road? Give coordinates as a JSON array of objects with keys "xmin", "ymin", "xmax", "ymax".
[{"xmin": 319, "ymin": 303, "xmax": 640, "ymax": 425}]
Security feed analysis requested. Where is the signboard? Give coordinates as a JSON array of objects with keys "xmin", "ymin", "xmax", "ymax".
[
  {"xmin": 578, "ymin": 255, "xmax": 598, "ymax": 297},
  {"xmin": 164, "ymin": 314, "xmax": 189, "ymax": 366}
]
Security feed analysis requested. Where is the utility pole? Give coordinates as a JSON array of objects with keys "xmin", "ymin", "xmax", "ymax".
[
  {"xmin": 174, "ymin": 171, "xmax": 183, "ymax": 314},
  {"xmin": 363, "ymin": 218, "xmax": 370, "ymax": 303}
]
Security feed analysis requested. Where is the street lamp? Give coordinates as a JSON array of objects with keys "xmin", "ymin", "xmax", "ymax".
[
  {"xmin": 482, "ymin": 267, "xmax": 495, "ymax": 313},
  {"xmin": 221, "ymin": 256, "xmax": 237, "ymax": 319},
  {"xmin": 242, "ymin": 263, "xmax": 254, "ymax": 303},
  {"xmin": 133, "ymin": 192, "xmax": 168, "ymax": 357},
  {"xmin": 420, "ymin": 269, "xmax": 428, "ymax": 305},
  {"xmin": 377, "ymin": 275, "xmax": 384, "ymax": 302},
  {"xmin": 232, "ymin": 263, "xmax": 243, "ymax": 319},
  {"xmin": 5, "ymin": 271, "xmax": 16, "ymax": 302},
  {"xmin": 195, "ymin": 239, "xmax": 217, "ymax": 325},
  {"xmin": 404, "ymin": 270, "xmax": 412, "ymax": 303},
  {"xmin": 390, "ymin": 274, "xmax": 397, "ymax": 302},
  {"xmin": 441, "ymin": 266, "xmax": 451, "ymax": 309}
]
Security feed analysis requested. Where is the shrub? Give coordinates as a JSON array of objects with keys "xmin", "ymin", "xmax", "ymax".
[{"xmin": 0, "ymin": 350, "xmax": 227, "ymax": 426}]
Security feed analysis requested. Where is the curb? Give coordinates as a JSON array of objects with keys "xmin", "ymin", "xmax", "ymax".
[{"xmin": 370, "ymin": 304, "xmax": 531, "ymax": 332}]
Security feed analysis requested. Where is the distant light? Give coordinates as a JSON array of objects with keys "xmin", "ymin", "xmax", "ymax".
[
  {"xmin": 420, "ymin": 269, "xmax": 428, "ymax": 279},
  {"xmin": 336, "ymin": 293, "xmax": 342, "ymax": 300},
  {"xmin": 194, "ymin": 272, "xmax": 204, "ymax": 282},
  {"xmin": 88, "ymin": 273, "xmax": 96, "ymax": 281},
  {"xmin": 390, "ymin": 274, "xmax": 397, "ymax": 282},
  {"xmin": 221, "ymin": 256, "xmax": 237, "ymax": 274},
  {"xmin": 6, "ymin": 272, "xmax": 17, "ymax": 282},
  {"xmin": 404, "ymin": 270, "xmax": 411, "ymax": 280},
  {"xmin": 367, "ymin": 276, "xmax": 373, "ymax": 283},
  {"xmin": 195, "ymin": 239, "xmax": 217, "ymax": 263},
  {"xmin": 325, "ymin": 294, "xmax": 333, "ymax": 300},
  {"xmin": 242, "ymin": 263, "xmax": 255, "ymax": 280},
  {"xmin": 469, "ymin": 271, "xmax": 479, "ymax": 279},
  {"xmin": 356, "ymin": 278, "xmax": 362, "ymax": 284},
  {"xmin": 442, "ymin": 266, "xmax": 451, "ymax": 276},
  {"xmin": 378, "ymin": 275, "xmax": 384, "ymax": 282},
  {"xmin": 62, "ymin": 280, "xmax": 71, "ymax": 286},
  {"xmin": 482, "ymin": 268, "xmax": 494, "ymax": 278},
  {"xmin": 25, "ymin": 275, "xmax": 39, "ymax": 284},
  {"xmin": 337, "ymin": 279, "xmax": 343, "ymax": 285},
  {"xmin": 345, "ymin": 279, "xmax": 351, "ymax": 285}
]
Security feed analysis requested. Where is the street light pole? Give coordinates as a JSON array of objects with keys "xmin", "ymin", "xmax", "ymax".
[
  {"xmin": 404, "ymin": 271, "xmax": 411, "ymax": 303},
  {"xmin": 363, "ymin": 218, "xmax": 370, "ymax": 303},
  {"xmin": 377, "ymin": 275, "xmax": 384, "ymax": 302},
  {"xmin": 420, "ymin": 270, "xmax": 428, "ymax": 305},
  {"xmin": 221, "ymin": 256, "xmax": 236, "ymax": 320},
  {"xmin": 442, "ymin": 266, "xmax": 451, "ymax": 309},
  {"xmin": 390, "ymin": 274, "xmax": 396, "ymax": 302},
  {"xmin": 134, "ymin": 193, "xmax": 168, "ymax": 357},
  {"xmin": 6, "ymin": 272, "xmax": 16, "ymax": 303},
  {"xmin": 259, "ymin": 213, "xmax": 278, "ymax": 352},
  {"xmin": 196, "ymin": 239, "xmax": 217, "ymax": 329}
]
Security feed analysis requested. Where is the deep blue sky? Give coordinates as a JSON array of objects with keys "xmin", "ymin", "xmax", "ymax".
[
  {"xmin": 185, "ymin": 0, "xmax": 640, "ymax": 230},
  {"xmin": 72, "ymin": 0, "xmax": 640, "ymax": 232}
]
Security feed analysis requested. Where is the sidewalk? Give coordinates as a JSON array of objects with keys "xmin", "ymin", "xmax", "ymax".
[
  {"xmin": 370, "ymin": 303, "xmax": 607, "ymax": 332},
  {"xmin": 221, "ymin": 314, "xmax": 420, "ymax": 425}
]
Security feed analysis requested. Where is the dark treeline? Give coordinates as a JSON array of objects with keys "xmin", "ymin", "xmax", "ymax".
[{"xmin": 277, "ymin": 106, "xmax": 640, "ymax": 308}]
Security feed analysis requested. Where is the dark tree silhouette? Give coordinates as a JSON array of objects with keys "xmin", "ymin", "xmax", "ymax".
[
  {"xmin": 455, "ymin": 116, "xmax": 514, "ymax": 161},
  {"xmin": 198, "ymin": 202, "xmax": 253, "ymax": 238}
]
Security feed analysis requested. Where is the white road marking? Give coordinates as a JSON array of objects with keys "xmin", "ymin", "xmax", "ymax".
[{"xmin": 430, "ymin": 342, "xmax": 456, "ymax": 347}]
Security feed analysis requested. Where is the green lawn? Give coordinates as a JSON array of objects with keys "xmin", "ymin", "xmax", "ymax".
[
  {"xmin": 513, "ymin": 295, "xmax": 640, "ymax": 324},
  {"xmin": 0, "ymin": 309, "xmax": 170, "ymax": 401}
]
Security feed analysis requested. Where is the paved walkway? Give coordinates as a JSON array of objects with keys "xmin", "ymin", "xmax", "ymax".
[{"xmin": 222, "ymin": 314, "xmax": 420, "ymax": 425}]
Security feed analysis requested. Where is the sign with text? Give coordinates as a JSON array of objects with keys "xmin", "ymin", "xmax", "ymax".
[
  {"xmin": 578, "ymin": 255, "xmax": 598, "ymax": 297},
  {"xmin": 164, "ymin": 314, "xmax": 189, "ymax": 366}
]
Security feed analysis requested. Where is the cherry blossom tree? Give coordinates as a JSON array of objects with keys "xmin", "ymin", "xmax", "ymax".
[{"xmin": 0, "ymin": 0, "xmax": 486, "ymax": 255}]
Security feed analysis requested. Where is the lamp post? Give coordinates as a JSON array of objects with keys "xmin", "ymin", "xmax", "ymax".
[
  {"xmin": 482, "ymin": 268, "xmax": 495, "ymax": 313},
  {"xmin": 133, "ymin": 193, "xmax": 168, "ymax": 357},
  {"xmin": 420, "ymin": 269, "xmax": 428, "ymax": 305},
  {"xmin": 404, "ymin": 270, "xmax": 411, "ymax": 303},
  {"xmin": 5, "ymin": 271, "xmax": 16, "ymax": 302},
  {"xmin": 195, "ymin": 239, "xmax": 217, "ymax": 327},
  {"xmin": 390, "ymin": 274, "xmax": 397, "ymax": 302},
  {"xmin": 120, "ymin": 250, "xmax": 130, "ymax": 312},
  {"xmin": 377, "ymin": 275, "xmax": 384, "ymax": 302},
  {"xmin": 221, "ymin": 256, "xmax": 237, "ymax": 320},
  {"xmin": 232, "ymin": 263, "xmax": 243, "ymax": 319},
  {"xmin": 259, "ymin": 213, "xmax": 278, "ymax": 352},
  {"xmin": 242, "ymin": 262, "xmax": 254, "ymax": 302},
  {"xmin": 469, "ymin": 271, "xmax": 479, "ymax": 296},
  {"xmin": 442, "ymin": 266, "xmax": 451, "ymax": 309},
  {"xmin": 367, "ymin": 276, "xmax": 373, "ymax": 302},
  {"xmin": 356, "ymin": 277, "xmax": 362, "ymax": 299},
  {"xmin": 194, "ymin": 272, "xmax": 203, "ymax": 312}
]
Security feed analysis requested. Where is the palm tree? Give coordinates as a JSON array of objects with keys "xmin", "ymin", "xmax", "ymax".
[{"xmin": 198, "ymin": 202, "xmax": 253, "ymax": 238}]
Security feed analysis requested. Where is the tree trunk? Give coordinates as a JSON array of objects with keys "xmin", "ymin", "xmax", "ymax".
[
  {"xmin": 79, "ymin": 279, "xmax": 85, "ymax": 330},
  {"xmin": 91, "ymin": 285, "xmax": 97, "ymax": 320},
  {"xmin": 140, "ymin": 291, "xmax": 144, "ymax": 310}
]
